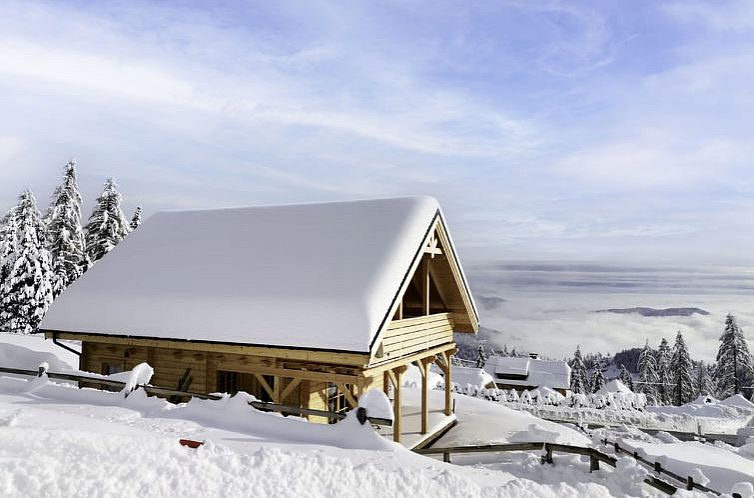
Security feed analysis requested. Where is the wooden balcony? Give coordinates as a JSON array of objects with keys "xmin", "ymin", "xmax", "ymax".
[{"xmin": 379, "ymin": 313, "xmax": 454, "ymax": 361}]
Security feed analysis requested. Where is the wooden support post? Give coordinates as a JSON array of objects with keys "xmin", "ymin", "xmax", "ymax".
[
  {"xmin": 654, "ymin": 461, "xmax": 661, "ymax": 473},
  {"xmin": 397, "ymin": 301, "xmax": 403, "ymax": 320},
  {"xmin": 279, "ymin": 378, "xmax": 301, "ymax": 404},
  {"xmin": 383, "ymin": 371, "xmax": 390, "ymax": 397},
  {"xmin": 542, "ymin": 443, "xmax": 553, "ymax": 464},
  {"xmin": 418, "ymin": 357, "xmax": 434, "ymax": 434},
  {"xmin": 443, "ymin": 452, "xmax": 450, "ymax": 463},
  {"xmin": 273, "ymin": 376, "xmax": 281, "ymax": 404},
  {"xmin": 388, "ymin": 366, "xmax": 408, "ymax": 443},
  {"xmin": 335, "ymin": 382, "xmax": 358, "ymax": 408},
  {"xmin": 686, "ymin": 476, "xmax": 693, "ymax": 491},
  {"xmin": 442, "ymin": 351, "xmax": 452, "ymax": 416},
  {"xmin": 589, "ymin": 454, "xmax": 599, "ymax": 472}
]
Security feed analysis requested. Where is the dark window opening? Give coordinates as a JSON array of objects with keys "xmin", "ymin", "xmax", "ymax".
[{"xmin": 217, "ymin": 370, "xmax": 240, "ymax": 395}]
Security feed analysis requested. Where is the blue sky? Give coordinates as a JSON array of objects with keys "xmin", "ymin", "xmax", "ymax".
[{"xmin": 1, "ymin": 0, "xmax": 754, "ymax": 264}]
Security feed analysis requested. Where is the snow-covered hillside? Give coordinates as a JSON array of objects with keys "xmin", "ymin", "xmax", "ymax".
[{"xmin": 1, "ymin": 334, "xmax": 753, "ymax": 498}]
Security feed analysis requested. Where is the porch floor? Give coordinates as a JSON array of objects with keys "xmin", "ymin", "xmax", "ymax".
[{"xmin": 377, "ymin": 388, "xmax": 457, "ymax": 449}]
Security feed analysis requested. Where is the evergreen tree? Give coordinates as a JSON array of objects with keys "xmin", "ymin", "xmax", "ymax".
[
  {"xmin": 670, "ymin": 331, "xmax": 695, "ymax": 405},
  {"xmin": 638, "ymin": 340, "xmax": 659, "ymax": 403},
  {"xmin": 656, "ymin": 338, "xmax": 672, "ymax": 405},
  {"xmin": 475, "ymin": 344, "xmax": 487, "ymax": 368},
  {"xmin": 0, "ymin": 190, "xmax": 54, "ymax": 333},
  {"xmin": 46, "ymin": 160, "xmax": 87, "ymax": 295},
  {"xmin": 619, "ymin": 364, "xmax": 634, "ymax": 391},
  {"xmin": 0, "ymin": 207, "xmax": 18, "ymax": 285},
  {"xmin": 695, "ymin": 361, "xmax": 714, "ymax": 397},
  {"xmin": 129, "ymin": 206, "xmax": 142, "ymax": 231},
  {"xmin": 570, "ymin": 345, "xmax": 589, "ymax": 394},
  {"xmin": 715, "ymin": 314, "xmax": 753, "ymax": 398},
  {"xmin": 590, "ymin": 365, "xmax": 605, "ymax": 393},
  {"xmin": 84, "ymin": 178, "xmax": 130, "ymax": 263}
]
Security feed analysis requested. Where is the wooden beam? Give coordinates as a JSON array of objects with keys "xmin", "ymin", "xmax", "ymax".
[
  {"xmin": 397, "ymin": 301, "xmax": 403, "ymax": 320},
  {"xmin": 218, "ymin": 363, "xmax": 363, "ymax": 385},
  {"xmin": 383, "ymin": 371, "xmax": 390, "ymax": 397},
  {"xmin": 45, "ymin": 332, "xmax": 371, "ymax": 367},
  {"xmin": 365, "ymin": 343, "xmax": 457, "ymax": 373},
  {"xmin": 253, "ymin": 373, "xmax": 275, "ymax": 401},
  {"xmin": 422, "ymin": 258, "xmax": 430, "ymax": 316},
  {"xmin": 335, "ymin": 382, "xmax": 358, "ymax": 408},
  {"xmin": 280, "ymin": 378, "xmax": 301, "ymax": 403}
]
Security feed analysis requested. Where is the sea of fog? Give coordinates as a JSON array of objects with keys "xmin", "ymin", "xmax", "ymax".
[{"xmin": 465, "ymin": 262, "xmax": 754, "ymax": 362}]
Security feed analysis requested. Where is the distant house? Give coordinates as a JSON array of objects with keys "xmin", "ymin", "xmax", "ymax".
[
  {"xmin": 451, "ymin": 366, "xmax": 496, "ymax": 391},
  {"xmin": 39, "ymin": 197, "xmax": 478, "ymax": 444},
  {"xmin": 483, "ymin": 354, "xmax": 570, "ymax": 395}
]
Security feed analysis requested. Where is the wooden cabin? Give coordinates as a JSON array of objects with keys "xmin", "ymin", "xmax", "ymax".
[
  {"xmin": 483, "ymin": 355, "xmax": 571, "ymax": 396},
  {"xmin": 39, "ymin": 196, "xmax": 478, "ymax": 444}
]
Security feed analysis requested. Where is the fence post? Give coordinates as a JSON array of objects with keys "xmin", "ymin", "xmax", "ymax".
[
  {"xmin": 443, "ymin": 452, "xmax": 450, "ymax": 463},
  {"xmin": 589, "ymin": 454, "xmax": 599, "ymax": 472},
  {"xmin": 541, "ymin": 443, "xmax": 553, "ymax": 464},
  {"xmin": 686, "ymin": 476, "xmax": 693, "ymax": 491},
  {"xmin": 654, "ymin": 461, "xmax": 661, "ymax": 473}
]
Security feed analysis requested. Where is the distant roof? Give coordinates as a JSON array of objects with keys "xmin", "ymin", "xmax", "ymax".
[
  {"xmin": 452, "ymin": 366, "xmax": 496, "ymax": 389},
  {"xmin": 483, "ymin": 356, "xmax": 570, "ymax": 390},
  {"xmin": 40, "ymin": 196, "xmax": 477, "ymax": 353}
]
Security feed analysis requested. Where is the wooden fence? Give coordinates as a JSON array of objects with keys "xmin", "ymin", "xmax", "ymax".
[{"xmin": 415, "ymin": 440, "xmax": 730, "ymax": 496}]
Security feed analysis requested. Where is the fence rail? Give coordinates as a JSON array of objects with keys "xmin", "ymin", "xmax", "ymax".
[
  {"xmin": 0, "ymin": 365, "xmax": 392, "ymax": 426},
  {"xmin": 415, "ymin": 440, "xmax": 728, "ymax": 496}
]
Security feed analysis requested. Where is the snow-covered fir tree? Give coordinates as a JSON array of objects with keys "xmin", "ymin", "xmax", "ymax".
[
  {"xmin": 670, "ymin": 331, "xmax": 694, "ymax": 405},
  {"xmin": 569, "ymin": 345, "xmax": 589, "ymax": 394},
  {"xmin": 475, "ymin": 344, "xmax": 487, "ymax": 368},
  {"xmin": 129, "ymin": 206, "xmax": 142, "ymax": 231},
  {"xmin": 695, "ymin": 361, "xmax": 715, "ymax": 397},
  {"xmin": 590, "ymin": 365, "xmax": 605, "ymax": 393},
  {"xmin": 619, "ymin": 364, "xmax": 634, "ymax": 391},
  {"xmin": 46, "ymin": 160, "xmax": 87, "ymax": 295},
  {"xmin": 0, "ymin": 190, "xmax": 54, "ymax": 334},
  {"xmin": 0, "ymin": 208, "xmax": 18, "ymax": 285},
  {"xmin": 656, "ymin": 337, "xmax": 672, "ymax": 405},
  {"xmin": 637, "ymin": 340, "xmax": 659, "ymax": 403},
  {"xmin": 714, "ymin": 314, "xmax": 753, "ymax": 398},
  {"xmin": 84, "ymin": 178, "xmax": 130, "ymax": 263}
]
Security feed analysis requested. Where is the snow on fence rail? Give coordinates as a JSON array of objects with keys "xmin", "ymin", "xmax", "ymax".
[
  {"xmin": 415, "ymin": 441, "xmax": 731, "ymax": 496},
  {"xmin": 0, "ymin": 364, "xmax": 393, "ymax": 427},
  {"xmin": 446, "ymin": 382, "xmax": 749, "ymax": 435}
]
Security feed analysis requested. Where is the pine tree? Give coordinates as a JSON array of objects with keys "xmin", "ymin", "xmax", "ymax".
[
  {"xmin": 0, "ymin": 190, "xmax": 54, "ymax": 334},
  {"xmin": 129, "ymin": 206, "xmax": 142, "ymax": 231},
  {"xmin": 638, "ymin": 340, "xmax": 659, "ymax": 403},
  {"xmin": 619, "ymin": 364, "xmax": 634, "ymax": 391},
  {"xmin": 670, "ymin": 331, "xmax": 694, "ymax": 406},
  {"xmin": 695, "ymin": 361, "xmax": 714, "ymax": 397},
  {"xmin": 715, "ymin": 314, "xmax": 753, "ymax": 398},
  {"xmin": 84, "ymin": 178, "xmax": 130, "ymax": 264},
  {"xmin": 46, "ymin": 160, "xmax": 87, "ymax": 295},
  {"xmin": 475, "ymin": 344, "xmax": 487, "ymax": 368},
  {"xmin": 570, "ymin": 345, "xmax": 589, "ymax": 394},
  {"xmin": 590, "ymin": 365, "xmax": 605, "ymax": 393},
  {"xmin": 0, "ymin": 207, "xmax": 18, "ymax": 285},
  {"xmin": 656, "ymin": 338, "xmax": 672, "ymax": 405}
]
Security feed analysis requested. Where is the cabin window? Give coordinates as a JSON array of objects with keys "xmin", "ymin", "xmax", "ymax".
[
  {"xmin": 101, "ymin": 362, "xmax": 124, "ymax": 376},
  {"xmin": 217, "ymin": 370, "xmax": 239, "ymax": 395},
  {"xmin": 326, "ymin": 383, "xmax": 352, "ymax": 421}
]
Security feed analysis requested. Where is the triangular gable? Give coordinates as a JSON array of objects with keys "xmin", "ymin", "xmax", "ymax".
[{"xmin": 368, "ymin": 213, "xmax": 478, "ymax": 357}]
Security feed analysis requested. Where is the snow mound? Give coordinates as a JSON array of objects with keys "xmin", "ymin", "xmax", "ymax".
[
  {"xmin": 596, "ymin": 379, "xmax": 631, "ymax": 395},
  {"xmin": 358, "ymin": 389, "xmax": 393, "ymax": 421},
  {"xmin": 508, "ymin": 423, "xmax": 561, "ymax": 443},
  {"xmin": 720, "ymin": 394, "xmax": 754, "ymax": 411},
  {"xmin": 689, "ymin": 394, "xmax": 718, "ymax": 405},
  {"xmin": 0, "ymin": 340, "xmax": 73, "ymax": 373}
]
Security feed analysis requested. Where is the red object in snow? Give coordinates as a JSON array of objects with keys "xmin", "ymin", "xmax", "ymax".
[{"xmin": 179, "ymin": 438, "xmax": 204, "ymax": 449}]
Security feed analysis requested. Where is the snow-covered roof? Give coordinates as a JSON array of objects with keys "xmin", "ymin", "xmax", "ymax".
[
  {"xmin": 596, "ymin": 379, "xmax": 632, "ymax": 395},
  {"xmin": 483, "ymin": 356, "xmax": 570, "ymax": 390},
  {"xmin": 40, "ymin": 196, "xmax": 477, "ymax": 353},
  {"xmin": 451, "ymin": 366, "xmax": 496, "ymax": 389}
]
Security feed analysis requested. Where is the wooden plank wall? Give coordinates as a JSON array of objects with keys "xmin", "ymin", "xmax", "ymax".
[{"xmin": 379, "ymin": 313, "xmax": 453, "ymax": 360}]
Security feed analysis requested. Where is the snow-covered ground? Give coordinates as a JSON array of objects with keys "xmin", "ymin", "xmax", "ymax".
[{"xmin": 1, "ymin": 334, "xmax": 753, "ymax": 498}]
